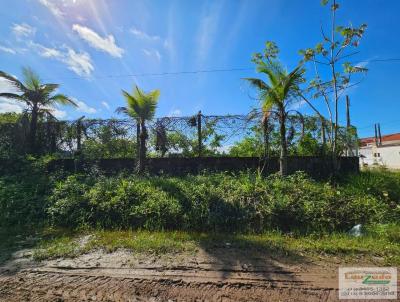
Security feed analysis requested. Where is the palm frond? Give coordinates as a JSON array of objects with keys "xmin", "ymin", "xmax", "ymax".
[
  {"xmin": 47, "ymin": 94, "xmax": 77, "ymax": 107},
  {"xmin": 257, "ymin": 61, "xmax": 284, "ymax": 87},
  {"xmin": 121, "ymin": 86, "xmax": 159, "ymax": 121},
  {"xmin": 282, "ymin": 65, "xmax": 305, "ymax": 97},
  {"xmin": 244, "ymin": 78, "xmax": 270, "ymax": 91},
  {"xmin": 41, "ymin": 83, "xmax": 59, "ymax": 95},
  {"xmin": 0, "ymin": 92, "xmax": 25, "ymax": 102},
  {"xmin": 115, "ymin": 106, "xmax": 128, "ymax": 115},
  {"xmin": 22, "ymin": 67, "xmax": 41, "ymax": 90},
  {"xmin": 0, "ymin": 71, "xmax": 27, "ymax": 93}
]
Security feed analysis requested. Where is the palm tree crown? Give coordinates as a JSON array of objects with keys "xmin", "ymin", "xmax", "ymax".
[
  {"xmin": 116, "ymin": 85, "xmax": 160, "ymax": 122},
  {"xmin": 116, "ymin": 85, "xmax": 160, "ymax": 173},
  {"xmin": 245, "ymin": 61, "xmax": 304, "ymax": 114},
  {"xmin": 245, "ymin": 59, "xmax": 305, "ymax": 176},
  {"xmin": 0, "ymin": 67, "xmax": 77, "ymax": 116}
]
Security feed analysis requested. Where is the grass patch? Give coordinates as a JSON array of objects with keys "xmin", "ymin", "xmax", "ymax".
[
  {"xmin": 29, "ymin": 226, "xmax": 400, "ymax": 265},
  {"xmin": 86, "ymin": 230, "xmax": 197, "ymax": 254}
]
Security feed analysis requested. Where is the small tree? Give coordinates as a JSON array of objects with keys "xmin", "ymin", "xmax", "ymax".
[
  {"xmin": 245, "ymin": 43, "xmax": 304, "ymax": 176},
  {"xmin": 0, "ymin": 67, "xmax": 77, "ymax": 153},
  {"xmin": 116, "ymin": 85, "xmax": 160, "ymax": 173}
]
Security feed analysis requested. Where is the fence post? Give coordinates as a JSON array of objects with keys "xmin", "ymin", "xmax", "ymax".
[{"xmin": 197, "ymin": 111, "xmax": 202, "ymax": 157}]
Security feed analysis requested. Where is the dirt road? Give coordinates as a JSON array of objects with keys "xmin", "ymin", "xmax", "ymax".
[{"xmin": 0, "ymin": 247, "xmax": 351, "ymax": 301}]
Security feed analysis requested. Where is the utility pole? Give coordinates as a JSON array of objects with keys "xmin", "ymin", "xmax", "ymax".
[
  {"xmin": 345, "ymin": 95, "xmax": 351, "ymax": 156},
  {"xmin": 374, "ymin": 123, "xmax": 378, "ymax": 147},
  {"xmin": 346, "ymin": 95, "xmax": 351, "ymax": 128},
  {"xmin": 197, "ymin": 111, "xmax": 202, "ymax": 157},
  {"xmin": 377, "ymin": 123, "xmax": 382, "ymax": 146}
]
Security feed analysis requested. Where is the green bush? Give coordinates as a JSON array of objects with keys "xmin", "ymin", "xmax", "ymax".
[
  {"xmin": 87, "ymin": 177, "xmax": 182, "ymax": 229},
  {"xmin": 47, "ymin": 175, "xmax": 92, "ymax": 228},
  {"xmin": 0, "ymin": 174, "xmax": 49, "ymax": 227},
  {"xmin": 3, "ymin": 163, "xmax": 398, "ymax": 234},
  {"xmin": 45, "ymin": 172, "xmax": 389, "ymax": 233},
  {"xmin": 340, "ymin": 170, "xmax": 400, "ymax": 222}
]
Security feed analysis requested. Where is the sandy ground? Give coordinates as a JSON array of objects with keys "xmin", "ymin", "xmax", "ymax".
[{"xmin": 0, "ymin": 245, "xmax": 394, "ymax": 301}]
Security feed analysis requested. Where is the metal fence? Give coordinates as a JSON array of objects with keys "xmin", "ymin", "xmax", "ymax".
[{"xmin": 0, "ymin": 110, "xmax": 357, "ymax": 159}]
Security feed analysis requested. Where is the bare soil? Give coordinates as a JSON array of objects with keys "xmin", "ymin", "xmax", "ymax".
[{"xmin": 0, "ymin": 246, "xmax": 387, "ymax": 301}]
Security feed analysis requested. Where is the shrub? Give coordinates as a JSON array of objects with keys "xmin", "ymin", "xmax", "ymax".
[
  {"xmin": 8, "ymin": 166, "xmax": 395, "ymax": 234},
  {"xmin": 47, "ymin": 175, "xmax": 92, "ymax": 228},
  {"xmin": 0, "ymin": 174, "xmax": 49, "ymax": 227},
  {"xmin": 87, "ymin": 177, "xmax": 182, "ymax": 229}
]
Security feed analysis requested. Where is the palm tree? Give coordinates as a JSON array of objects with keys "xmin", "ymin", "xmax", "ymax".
[
  {"xmin": 116, "ymin": 85, "xmax": 160, "ymax": 173},
  {"xmin": 0, "ymin": 67, "xmax": 77, "ymax": 153},
  {"xmin": 245, "ymin": 61, "xmax": 304, "ymax": 176}
]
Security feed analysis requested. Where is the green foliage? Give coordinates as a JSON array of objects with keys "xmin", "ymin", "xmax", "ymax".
[
  {"xmin": 299, "ymin": 0, "xmax": 368, "ymax": 155},
  {"xmin": 47, "ymin": 175, "xmax": 93, "ymax": 228},
  {"xmin": 339, "ymin": 170, "xmax": 400, "ymax": 220},
  {"xmin": 229, "ymin": 136, "xmax": 265, "ymax": 157},
  {"xmin": 0, "ymin": 173, "xmax": 49, "ymax": 227},
  {"xmin": 119, "ymin": 85, "xmax": 160, "ymax": 121},
  {"xmin": 2, "ymin": 161, "xmax": 399, "ymax": 235},
  {"xmin": 46, "ymin": 171, "xmax": 392, "ymax": 233},
  {"xmin": 81, "ymin": 124, "xmax": 137, "ymax": 159},
  {"xmin": 0, "ymin": 112, "xmax": 23, "ymax": 123}
]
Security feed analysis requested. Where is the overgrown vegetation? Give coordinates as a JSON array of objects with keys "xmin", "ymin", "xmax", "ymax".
[{"xmin": 1, "ymin": 161, "xmax": 399, "ymax": 235}]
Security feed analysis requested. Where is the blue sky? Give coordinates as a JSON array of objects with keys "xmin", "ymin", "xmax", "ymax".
[{"xmin": 0, "ymin": 0, "xmax": 399, "ymax": 138}]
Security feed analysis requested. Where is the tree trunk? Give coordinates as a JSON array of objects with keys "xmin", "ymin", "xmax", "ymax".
[
  {"xmin": 262, "ymin": 114, "xmax": 269, "ymax": 158},
  {"xmin": 138, "ymin": 119, "xmax": 147, "ymax": 174},
  {"xmin": 136, "ymin": 121, "xmax": 140, "ymax": 160},
  {"xmin": 29, "ymin": 103, "xmax": 38, "ymax": 154},
  {"xmin": 279, "ymin": 109, "xmax": 288, "ymax": 176}
]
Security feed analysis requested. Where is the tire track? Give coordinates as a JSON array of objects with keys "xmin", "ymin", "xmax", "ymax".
[{"xmin": 0, "ymin": 269, "xmax": 339, "ymax": 301}]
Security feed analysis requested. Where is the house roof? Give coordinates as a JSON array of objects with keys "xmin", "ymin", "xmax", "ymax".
[{"xmin": 360, "ymin": 132, "xmax": 400, "ymax": 146}]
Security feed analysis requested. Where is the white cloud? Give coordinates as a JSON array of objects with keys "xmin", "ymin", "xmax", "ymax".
[
  {"xmin": 0, "ymin": 45, "xmax": 16, "ymax": 54},
  {"xmin": 72, "ymin": 24, "xmax": 124, "ymax": 58},
  {"xmin": 142, "ymin": 49, "xmax": 161, "ymax": 61},
  {"xmin": 0, "ymin": 78, "xmax": 25, "ymax": 113},
  {"xmin": 31, "ymin": 43, "xmax": 63, "ymax": 59},
  {"xmin": 288, "ymin": 99, "xmax": 307, "ymax": 111},
  {"xmin": 196, "ymin": 2, "xmax": 223, "ymax": 65},
  {"xmin": 43, "ymin": 106, "xmax": 67, "ymax": 119},
  {"xmin": 168, "ymin": 109, "xmax": 181, "ymax": 117},
  {"xmin": 65, "ymin": 48, "xmax": 94, "ymax": 76},
  {"xmin": 75, "ymin": 99, "xmax": 97, "ymax": 114},
  {"xmin": 12, "ymin": 23, "xmax": 36, "ymax": 38},
  {"xmin": 38, "ymin": 0, "xmax": 64, "ymax": 18},
  {"xmin": 0, "ymin": 77, "xmax": 20, "ymax": 94},
  {"xmin": 51, "ymin": 108, "xmax": 67, "ymax": 119},
  {"xmin": 130, "ymin": 27, "xmax": 160, "ymax": 41},
  {"xmin": 0, "ymin": 99, "xmax": 25, "ymax": 114},
  {"xmin": 29, "ymin": 41, "xmax": 94, "ymax": 76},
  {"xmin": 355, "ymin": 60, "xmax": 369, "ymax": 69},
  {"xmin": 101, "ymin": 101, "xmax": 110, "ymax": 110}
]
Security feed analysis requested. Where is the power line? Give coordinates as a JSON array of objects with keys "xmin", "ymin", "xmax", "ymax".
[
  {"xmin": 43, "ymin": 68, "xmax": 254, "ymax": 81},
  {"xmin": 357, "ymin": 119, "xmax": 400, "ymax": 131},
  {"xmin": 40, "ymin": 58, "xmax": 400, "ymax": 81}
]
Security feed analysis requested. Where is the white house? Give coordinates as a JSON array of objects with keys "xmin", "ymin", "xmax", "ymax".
[{"xmin": 359, "ymin": 132, "xmax": 400, "ymax": 169}]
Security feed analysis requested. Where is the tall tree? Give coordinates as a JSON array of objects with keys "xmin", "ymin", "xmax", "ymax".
[
  {"xmin": 299, "ymin": 0, "xmax": 367, "ymax": 157},
  {"xmin": 116, "ymin": 85, "xmax": 160, "ymax": 173},
  {"xmin": 245, "ymin": 43, "xmax": 305, "ymax": 175},
  {"xmin": 0, "ymin": 67, "xmax": 77, "ymax": 153}
]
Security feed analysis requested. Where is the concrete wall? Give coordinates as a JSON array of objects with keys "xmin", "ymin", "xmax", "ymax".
[
  {"xmin": 359, "ymin": 145, "xmax": 400, "ymax": 169},
  {"xmin": 44, "ymin": 156, "xmax": 359, "ymax": 178}
]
